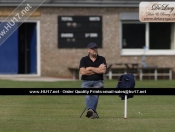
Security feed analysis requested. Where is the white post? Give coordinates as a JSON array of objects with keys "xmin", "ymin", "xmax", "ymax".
[
  {"xmin": 109, "ymin": 69, "xmax": 112, "ymax": 80},
  {"xmin": 140, "ymin": 69, "xmax": 143, "ymax": 81},
  {"xmin": 155, "ymin": 69, "xmax": 157, "ymax": 81},
  {"xmin": 169, "ymin": 69, "xmax": 172, "ymax": 80},
  {"xmin": 124, "ymin": 95, "xmax": 127, "ymax": 119}
]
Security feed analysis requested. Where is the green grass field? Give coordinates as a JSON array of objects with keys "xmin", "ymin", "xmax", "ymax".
[
  {"xmin": 0, "ymin": 79, "xmax": 175, "ymax": 132},
  {"xmin": 0, "ymin": 79, "xmax": 175, "ymax": 88}
]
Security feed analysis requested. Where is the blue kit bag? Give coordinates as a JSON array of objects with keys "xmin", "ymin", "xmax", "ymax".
[{"xmin": 116, "ymin": 73, "xmax": 135, "ymax": 100}]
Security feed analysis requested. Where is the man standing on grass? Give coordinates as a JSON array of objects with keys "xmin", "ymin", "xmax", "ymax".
[{"xmin": 79, "ymin": 42, "xmax": 107, "ymax": 119}]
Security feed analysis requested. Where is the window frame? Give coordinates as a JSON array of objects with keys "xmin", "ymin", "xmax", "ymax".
[{"xmin": 120, "ymin": 21, "xmax": 175, "ymax": 56}]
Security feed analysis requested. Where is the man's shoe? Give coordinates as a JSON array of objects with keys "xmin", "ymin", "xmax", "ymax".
[
  {"xmin": 94, "ymin": 111, "xmax": 99, "ymax": 118},
  {"xmin": 86, "ymin": 109, "xmax": 94, "ymax": 118},
  {"xmin": 90, "ymin": 112, "xmax": 98, "ymax": 119},
  {"xmin": 86, "ymin": 109, "xmax": 98, "ymax": 119}
]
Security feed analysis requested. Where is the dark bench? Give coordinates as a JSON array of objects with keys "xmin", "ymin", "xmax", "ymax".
[
  {"xmin": 68, "ymin": 67, "xmax": 81, "ymax": 80},
  {"xmin": 105, "ymin": 63, "xmax": 139, "ymax": 80},
  {"xmin": 68, "ymin": 65, "xmax": 172, "ymax": 81}
]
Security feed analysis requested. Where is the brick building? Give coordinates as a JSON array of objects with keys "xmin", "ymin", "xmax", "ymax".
[{"xmin": 0, "ymin": 0, "xmax": 175, "ymax": 79}]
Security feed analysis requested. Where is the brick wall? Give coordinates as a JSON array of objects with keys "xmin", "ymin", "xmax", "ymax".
[
  {"xmin": 1, "ymin": 7, "xmax": 173, "ymax": 78},
  {"xmin": 39, "ymin": 7, "xmax": 175, "ymax": 78}
]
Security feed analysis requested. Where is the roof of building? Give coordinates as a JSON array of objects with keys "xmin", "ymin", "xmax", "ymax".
[{"xmin": 0, "ymin": 0, "xmax": 174, "ymax": 7}]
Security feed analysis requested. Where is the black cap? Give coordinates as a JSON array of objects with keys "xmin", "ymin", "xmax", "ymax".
[{"xmin": 87, "ymin": 42, "xmax": 98, "ymax": 49}]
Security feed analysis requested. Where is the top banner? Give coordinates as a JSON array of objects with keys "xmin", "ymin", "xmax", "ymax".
[{"xmin": 139, "ymin": 2, "xmax": 175, "ymax": 22}]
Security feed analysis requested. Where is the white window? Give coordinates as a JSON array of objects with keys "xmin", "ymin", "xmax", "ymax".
[{"xmin": 120, "ymin": 21, "xmax": 175, "ymax": 56}]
